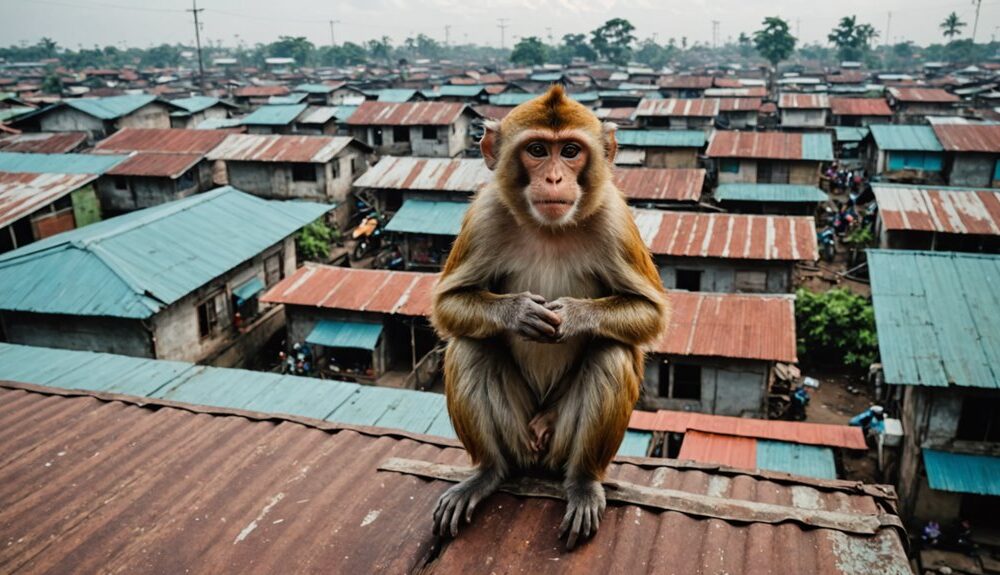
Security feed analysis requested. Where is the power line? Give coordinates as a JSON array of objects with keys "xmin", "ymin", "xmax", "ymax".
[
  {"xmin": 186, "ymin": 0, "xmax": 205, "ymax": 91},
  {"xmin": 497, "ymin": 18, "xmax": 509, "ymax": 50},
  {"xmin": 329, "ymin": 20, "xmax": 340, "ymax": 46},
  {"xmin": 972, "ymin": 0, "xmax": 984, "ymax": 41}
]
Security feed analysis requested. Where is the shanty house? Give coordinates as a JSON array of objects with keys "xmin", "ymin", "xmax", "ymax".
[
  {"xmin": 931, "ymin": 123, "xmax": 1000, "ymax": 188},
  {"xmin": 863, "ymin": 125, "xmax": 944, "ymax": 184},
  {"xmin": 642, "ymin": 290, "xmax": 798, "ymax": 417},
  {"xmin": 0, "ymin": 152, "xmax": 123, "ymax": 253},
  {"xmin": 261, "ymin": 265, "xmax": 439, "ymax": 386},
  {"xmin": 12, "ymin": 95, "xmax": 178, "ymax": 142},
  {"xmin": 294, "ymin": 105, "xmax": 356, "ymax": 136},
  {"xmin": 346, "ymin": 101, "xmax": 479, "ymax": 157},
  {"xmin": 616, "ymin": 130, "xmax": 706, "ymax": 169},
  {"xmin": 887, "ymin": 87, "xmax": 960, "ymax": 122},
  {"xmin": 713, "ymin": 183, "xmax": 829, "ymax": 215},
  {"xmin": 168, "ymin": 96, "xmax": 237, "ymax": 129},
  {"xmin": 778, "ymin": 93, "xmax": 830, "ymax": 129},
  {"xmin": 717, "ymin": 98, "xmax": 762, "ymax": 129},
  {"xmin": 633, "ymin": 99, "xmax": 718, "ymax": 131},
  {"xmin": 614, "ymin": 168, "xmax": 705, "ymax": 209},
  {"xmin": 384, "ymin": 199, "xmax": 469, "ymax": 269},
  {"xmin": 293, "ymin": 83, "xmax": 338, "ymax": 105},
  {"xmin": 633, "ymin": 209, "xmax": 818, "ymax": 293},
  {"xmin": 872, "ymin": 184, "xmax": 1000, "ymax": 252},
  {"xmin": 869, "ymin": 250, "xmax": 1000, "ymax": 533},
  {"xmin": 829, "ymin": 98, "xmax": 893, "ymax": 127},
  {"xmin": 0, "ymin": 187, "xmax": 331, "ymax": 366},
  {"xmin": 232, "ymin": 85, "xmax": 289, "ymax": 108},
  {"xmin": 832, "ymin": 126, "xmax": 869, "ymax": 162},
  {"xmin": 707, "ymin": 131, "xmax": 834, "ymax": 186},
  {"xmin": 0, "ymin": 131, "xmax": 87, "ymax": 154},
  {"xmin": 352, "ymin": 156, "xmax": 490, "ymax": 214},
  {"xmin": 656, "ymin": 75, "xmax": 716, "ymax": 98},
  {"xmin": 207, "ymin": 134, "xmax": 373, "ymax": 227},
  {"xmin": 240, "ymin": 104, "xmax": 308, "ymax": 135}
]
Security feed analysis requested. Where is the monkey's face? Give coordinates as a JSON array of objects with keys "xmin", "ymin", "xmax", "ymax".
[{"xmin": 517, "ymin": 132, "xmax": 589, "ymax": 226}]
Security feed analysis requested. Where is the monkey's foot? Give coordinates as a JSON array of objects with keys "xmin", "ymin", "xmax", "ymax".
[
  {"xmin": 559, "ymin": 479, "xmax": 606, "ymax": 550},
  {"xmin": 528, "ymin": 410, "xmax": 557, "ymax": 454},
  {"xmin": 432, "ymin": 469, "xmax": 503, "ymax": 537}
]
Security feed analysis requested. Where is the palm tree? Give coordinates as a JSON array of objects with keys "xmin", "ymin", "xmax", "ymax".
[{"xmin": 941, "ymin": 12, "xmax": 967, "ymax": 39}]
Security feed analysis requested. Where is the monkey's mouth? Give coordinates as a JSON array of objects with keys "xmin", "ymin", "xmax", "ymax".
[
  {"xmin": 533, "ymin": 199, "xmax": 574, "ymax": 206},
  {"xmin": 531, "ymin": 199, "xmax": 576, "ymax": 222}
]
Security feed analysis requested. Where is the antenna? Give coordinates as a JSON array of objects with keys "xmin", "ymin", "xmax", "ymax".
[
  {"xmin": 972, "ymin": 0, "xmax": 983, "ymax": 42},
  {"xmin": 329, "ymin": 20, "xmax": 340, "ymax": 46},
  {"xmin": 712, "ymin": 20, "xmax": 720, "ymax": 48},
  {"xmin": 445, "ymin": 25, "xmax": 451, "ymax": 47},
  {"xmin": 497, "ymin": 18, "xmax": 509, "ymax": 50}
]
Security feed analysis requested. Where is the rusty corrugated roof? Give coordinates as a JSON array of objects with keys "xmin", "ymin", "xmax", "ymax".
[
  {"xmin": 678, "ymin": 430, "xmax": 757, "ymax": 468},
  {"xmin": 354, "ymin": 157, "xmax": 491, "ymax": 193},
  {"xmin": 0, "ymin": 132, "xmax": 86, "ymax": 154},
  {"xmin": 655, "ymin": 290, "xmax": 798, "ymax": 362},
  {"xmin": 632, "ymin": 209, "xmax": 818, "ymax": 261},
  {"xmin": 718, "ymin": 97, "xmax": 762, "ymax": 112},
  {"xmin": 830, "ymin": 98, "xmax": 892, "ymax": 117},
  {"xmin": 234, "ymin": 85, "xmax": 289, "ymax": 97},
  {"xmin": 105, "ymin": 152, "xmax": 202, "ymax": 179},
  {"xmin": 629, "ymin": 409, "xmax": 868, "ymax": 449},
  {"xmin": 470, "ymin": 104, "xmax": 511, "ymax": 120},
  {"xmin": 657, "ymin": 76, "xmax": 715, "ymax": 89},
  {"xmin": 0, "ymin": 171, "xmax": 98, "ymax": 229},
  {"xmin": 347, "ymin": 101, "xmax": 471, "ymax": 126},
  {"xmin": 931, "ymin": 123, "xmax": 1000, "ymax": 152},
  {"xmin": 614, "ymin": 168, "xmax": 704, "ymax": 202},
  {"xmin": 778, "ymin": 93, "xmax": 830, "ymax": 109},
  {"xmin": 0, "ymin": 381, "xmax": 910, "ymax": 574},
  {"xmin": 261, "ymin": 264, "xmax": 436, "ymax": 316},
  {"xmin": 635, "ymin": 98, "xmax": 719, "ymax": 117},
  {"xmin": 873, "ymin": 184, "xmax": 1000, "ymax": 235},
  {"xmin": 706, "ymin": 130, "xmax": 834, "ymax": 161},
  {"xmin": 206, "ymin": 134, "xmax": 358, "ymax": 163},
  {"xmin": 888, "ymin": 87, "xmax": 959, "ymax": 103},
  {"xmin": 94, "ymin": 128, "xmax": 232, "ymax": 154}
]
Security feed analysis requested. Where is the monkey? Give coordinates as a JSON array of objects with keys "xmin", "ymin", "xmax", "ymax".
[{"xmin": 430, "ymin": 85, "xmax": 669, "ymax": 550}]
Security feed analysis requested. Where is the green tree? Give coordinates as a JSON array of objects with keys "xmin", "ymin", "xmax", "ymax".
[
  {"xmin": 366, "ymin": 36, "xmax": 392, "ymax": 67},
  {"xmin": 510, "ymin": 36, "xmax": 547, "ymax": 66},
  {"xmin": 795, "ymin": 288, "xmax": 878, "ymax": 371},
  {"xmin": 38, "ymin": 37, "xmax": 58, "ymax": 59},
  {"xmin": 141, "ymin": 44, "xmax": 182, "ymax": 68},
  {"xmin": 633, "ymin": 38, "xmax": 667, "ymax": 68},
  {"xmin": 269, "ymin": 36, "xmax": 315, "ymax": 67},
  {"xmin": 590, "ymin": 18, "xmax": 636, "ymax": 65},
  {"xmin": 754, "ymin": 16, "xmax": 796, "ymax": 68},
  {"xmin": 414, "ymin": 34, "xmax": 442, "ymax": 59},
  {"xmin": 827, "ymin": 15, "xmax": 879, "ymax": 62},
  {"xmin": 296, "ymin": 219, "xmax": 334, "ymax": 262},
  {"xmin": 557, "ymin": 33, "xmax": 596, "ymax": 64},
  {"xmin": 940, "ymin": 12, "xmax": 967, "ymax": 39},
  {"xmin": 737, "ymin": 32, "xmax": 754, "ymax": 58},
  {"xmin": 41, "ymin": 70, "xmax": 63, "ymax": 94}
]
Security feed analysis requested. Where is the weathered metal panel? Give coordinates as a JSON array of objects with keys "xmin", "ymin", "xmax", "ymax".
[
  {"xmin": 384, "ymin": 199, "xmax": 468, "ymax": 235},
  {"xmin": 0, "ymin": 151, "xmax": 126, "ymax": 174},
  {"xmin": 306, "ymin": 319, "xmax": 383, "ymax": 350},
  {"xmin": 757, "ymin": 440, "xmax": 837, "ymax": 479},
  {"xmin": 614, "ymin": 168, "xmax": 705, "ymax": 202},
  {"xmin": 635, "ymin": 98, "xmax": 720, "ymax": 117},
  {"xmin": 261, "ymin": 265, "xmax": 437, "ymax": 317},
  {"xmin": 354, "ymin": 157, "xmax": 491, "ymax": 193},
  {"xmin": 718, "ymin": 97, "xmax": 763, "ymax": 112},
  {"xmin": 868, "ymin": 249, "xmax": 1000, "ymax": 388},
  {"xmin": 233, "ymin": 85, "xmax": 289, "ymax": 97},
  {"xmin": 873, "ymin": 184, "xmax": 1000, "ymax": 235},
  {"xmin": 834, "ymin": 126, "xmax": 869, "ymax": 143},
  {"xmin": 888, "ymin": 87, "xmax": 960, "ymax": 103},
  {"xmin": 931, "ymin": 123, "xmax": 1000, "ymax": 152},
  {"xmin": 715, "ymin": 183, "xmax": 829, "ymax": 204},
  {"xmin": 657, "ymin": 75, "xmax": 715, "ymax": 89},
  {"xmin": 241, "ymin": 104, "xmax": 308, "ymax": 126},
  {"xmin": 0, "ymin": 132, "xmax": 87, "ymax": 153},
  {"xmin": 679, "ymin": 430, "xmax": 757, "ymax": 468},
  {"xmin": 869, "ymin": 125, "xmax": 944, "ymax": 152},
  {"xmin": 923, "ymin": 448, "xmax": 1000, "ymax": 495},
  {"xmin": 0, "ymin": 172, "xmax": 98, "ymax": 229},
  {"xmin": 830, "ymin": 98, "xmax": 892, "ymax": 117},
  {"xmin": 616, "ymin": 130, "xmax": 706, "ymax": 148},
  {"xmin": 170, "ymin": 96, "xmax": 225, "ymax": 113},
  {"xmin": 207, "ymin": 134, "xmax": 355, "ymax": 163},
  {"xmin": 778, "ymin": 93, "xmax": 831, "ymax": 109},
  {"xmin": 106, "ymin": 152, "xmax": 202, "ymax": 179},
  {"xmin": 347, "ymin": 101, "xmax": 468, "ymax": 126},
  {"xmin": 94, "ymin": 128, "xmax": 232, "ymax": 154},
  {"xmin": 707, "ymin": 131, "xmax": 834, "ymax": 161},
  {"xmin": 65, "ymin": 94, "xmax": 158, "ymax": 119}
]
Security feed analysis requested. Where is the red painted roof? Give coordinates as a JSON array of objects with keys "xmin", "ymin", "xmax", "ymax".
[
  {"xmin": 261, "ymin": 265, "xmax": 437, "ymax": 317},
  {"xmin": 105, "ymin": 152, "xmax": 202, "ymax": 179},
  {"xmin": 636, "ymin": 98, "xmax": 719, "ymax": 117},
  {"xmin": 471, "ymin": 105, "xmax": 511, "ymax": 120},
  {"xmin": 207, "ymin": 134, "xmax": 359, "ymax": 163},
  {"xmin": 931, "ymin": 123, "xmax": 1000, "ymax": 152},
  {"xmin": 718, "ymin": 98, "xmax": 762, "ymax": 112},
  {"xmin": 778, "ymin": 93, "xmax": 830, "ymax": 109},
  {"xmin": 0, "ymin": 132, "xmax": 86, "ymax": 154},
  {"xmin": 706, "ymin": 131, "xmax": 806, "ymax": 160},
  {"xmin": 888, "ymin": 87, "xmax": 959, "ymax": 103},
  {"xmin": 614, "ymin": 168, "xmax": 705, "ymax": 202},
  {"xmin": 657, "ymin": 76, "xmax": 714, "ymax": 89},
  {"xmin": 678, "ymin": 430, "xmax": 757, "ymax": 468},
  {"xmin": 94, "ymin": 128, "xmax": 232, "ymax": 154},
  {"xmin": 629, "ymin": 409, "xmax": 867, "ymax": 449},
  {"xmin": 873, "ymin": 184, "xmax": 1000, "ymax": 235},
  {"xmin": 598, "ymin": 107, "xmax": 637, "ymax": 121},
  {"xmin": 347, "ymin": 101, "xmax": 471, "ymax": 126},
  {"xmin": 234, "ymin": 85, "xmax": 289, "ymax": 97},
  {"xmin": 631, "ymin": 209, "xmax": 818, "ymax": 261},
  {"xmin": 830, "ymin": 98, "xmax": 892, "ymax": 117}
]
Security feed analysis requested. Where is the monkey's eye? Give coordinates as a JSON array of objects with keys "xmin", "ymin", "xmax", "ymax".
[
  {"xmin": 561, "ymin": 143, "xmax": 582, "ymax": 158},
  {"xmin": 526, "ymin": 142, "xmax": 548, "ymax": 158}
]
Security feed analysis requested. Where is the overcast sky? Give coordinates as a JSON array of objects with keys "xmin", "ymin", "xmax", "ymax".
[{"xmin": 3, "ymin": 0, "xmax": 999, "ymax": 50}]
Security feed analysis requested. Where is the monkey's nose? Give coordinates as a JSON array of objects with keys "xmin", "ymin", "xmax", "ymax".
[{"xmin": 546, "ymin": 174, "xmax": 563, "ymax": 184}]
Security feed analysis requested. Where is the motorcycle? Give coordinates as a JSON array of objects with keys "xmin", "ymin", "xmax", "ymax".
[
  {"xmin": 818, "ymin": 227, "xmax": 836, "ymax": 262},
  {"xmin": 351, "ymin": 215, "xmax": 383, "ymax": 261},
  {"xmin": 374, "ymin": 243, "xmax": 405, "ymax": 270}
]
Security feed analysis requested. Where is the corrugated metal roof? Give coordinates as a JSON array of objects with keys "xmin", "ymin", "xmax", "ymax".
[
  {"xmin": 616, "ymin": 129, "xmax": 706, "ymax": 148},
  {"xmin": 306, "ymin": 319, "xmax": 383, "ymax": 350},
  {"xmin": 705, "ymin": 87, "xmax": 767, "ymax": 98},
  {"xmin": 241, "ymin": 103, "xmax": 308, "ymax": 125},
  {"xmin": 778, "ymin": 93, "xmax": 831, "ymax": 109},
  {"xmin": 347, "ymin": 101, "xmax": 470, "ymax": 126},
  {"xmin": 657, "ymin": 75, "xmax": 715, "ymax": 89},
  {"xmin": 295, "ymin": 106, "xmax": 344, "ymax": 125},
  {"xmin": 596, "ymin": 107, "xmax": 637, "ymax": 121},
  {"xmin": 931, "ymin": 123, "xmax": 1000, "ymax": 152},
  {"xmin": 629, "ymin": 409, "xmax": 867, "ymax": 449},
  {"xmin": 757, "ymin": 440, "xmax": 837, "ymax": 479},
  {"xmin": 0, "ymin": 172, "xmax": 99, "ymax": 229},
  {"xmin": 873, "ymin": 184, "xmax": 1000, "ymax": 235},
  {"xmin": 868, "ymin": 124, "xmax": 943, "ymax": 152},
  {"xmin": 923, "ymin": 449, "xmax": 1000, "ymax": 495},
  {"xmin": 715, "ymin": 183, "xmax": 829, "ymax": 204},
  {"xmin": 207, "ymin": 134, "xmax": 359, "ymax": 163},
  {"xmin": 718, "ymin": 97, "xmax": 763, "ymax": 112},
  {"xmin": 706, "ymin": 131, "xmax": 834, "ymax": 161},
  {"xmin": 0, "ymin": 151, "xmax": 126, "ymax": 174},
  {"xmin": 830, "ymin": 98, "xmax": 892, "ymax": 116},
  {"xmin": 169, "ymin": 96, "xmax": 227, "ymax": 113},
  {"xmin": 261, "ymin": 265, "xmax": 437, "ymax": 316},
  {"xmin": 384, "ymin": 199, "xmax": 469, "ymax": 235},
  {"xmin": 93, "ymin": 128, "xmax": 232, "ymax": 154},
  {"xmin": 614, "ymin": 168, "xmax": 705, "ymax": 202},
  {"xmin": 834, "ymin": 126, "xmax": 869, "ymax": 143},
  {"xmin": 64, "ymin": 94, "xmax": 158, "ymax": 119},
  {"xmin": 267, "ymin": 93, "xmax": 308, "ymax": 105},
  {"xmin": 0, "ymin": 187, "xmax": 331, "ymax": 318},
  {"xmin": 354, "ymin": 157, "xmax": 491, "ymax": 193},
  {"xmin": 234, "ymin": 85, "xmax": 289, "ymax": 97},
  {"xmin": 376, "ymin": 88, "xmax": 420, "ymax": 102},
  {"xmin": 294, "ymin": 83, "xmax": 335, "ymax": 94},
  {"xmin": 635, "ymin": 98, "xmax": 719, "ymax": 117},
  {"xmin": 888, "ymin": 87, "xmax": 960, "ymax": 103},
  {"xmin": 679, "ymin": 430, "xmax": 757, "ymax": 468},
  {"xmin": 655, "ymin": 291, "xmax": 798, "ymax": 362},
  {"xmin": 0, "ymin": 132, "xmax": 87, "ymax": 153},
  {"xmin": 632, "ymin": 209, "xmax": 819, "ymax": 261},
  {"xmin": 437, "ymin": 85, "xmax": 487, "ymax": 97},
  {"xmin": 0, "ymin": 381, "xmax": 906, "ymax": 574},
  {"xmin": 868, "ymin": 249, "xmax": 1000, "ymax": 388},
  {"xmin": 105, "ymin": 152, "xmax": 202, "ymax": 179}
]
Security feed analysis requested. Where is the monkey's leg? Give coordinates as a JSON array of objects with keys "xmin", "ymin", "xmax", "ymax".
[
  {"xmin": 434, "ymin": 338, "xmax": 537, "ymax": 537},
  {"xmin": 546, "ymin": 341, "xmax": 640, "ymax": 550}
]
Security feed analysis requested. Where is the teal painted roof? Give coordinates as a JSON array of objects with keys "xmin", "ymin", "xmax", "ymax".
[
  {"xmin": 170, "ymin": 96, "xmax": 223, "ymax": 114},
  {"xmin": 66, "ymin": 94, "xmax": 158, "ymax": 120},
  {"xmin": 438, "ymin": 85, "xmax": 486, "ymax": 97},
  {"xmin": 0, "ymin": 151, "xmax": 126, "ymax": 174},
  {"xmin": 757, "ymin": 440, "xmax": 837, "ymax": 480},
  {"xmin": 616, "ymin": 130, "xmax": 706, "ymax": 148},
  {"xmin": 868, "ymin": 250, "xmax": 1000, "ymax": 388},
  {"xmin": 377, "ymin": 89, "xmax": 419, "ymax": 102},
  {"xmin": 530, "ymin": 73, "xmax": 563, "ymax": 82},
  {"xmin": 241, "ymin": 103, "xmax": 307, "ymax": 125},
  {"xmin": 570, "ymin": 91, "xmax": 599, "ymax": 103},
  {"xmin": 0, "ymin": 341, "xmax": 652, "ymax": 456},
  {"xmin": 294, "ymin": 83, "xmax": 334, "ymax": 94},
  {"xmin": 489, "ymin": 93, "xmax": 535, "ymax": 106},
  {"xmin": 233, "ymin": 276, "xmax": 265, "ymax": 305},
  {"xmin": 0, "ymin": 106, "xmax": 35, "ymax": 123},
  {"xmin": 869, "ymin": 124, "xmax": 943, "ymax": 152},
  {"xmin": 0, "ymin": 187, "xmax": 332, "ymax": 318},
  {"xmin": 385, "ymin": 199, "xmax": 469, "ymax": 236},
  {"xmin": 331, "ymin": 105, "xmax": 358, "ymax": 121},
  {"xmin": 923, "ymin": 449, "xmax": 1000, "ymax": 495},
  {"xmin": 715, "ymin": 183, "xmax": 828, "ymax": 203},
  {"xmin": 801, "ymin": 132, "xmax": 836, "ymax": 161},
  {"xmin": 196, "ymin": 118, "xmax": 243, "ymax": 130},
  {"xmin": 306, "ymin": 320, "xmax": 383, "ymax": 350},
  {"xmin": 833, "ymin": 126, "xmax": 869, "ymax": 143},
  {"xmin": 268, "ymin": 93, "xmax": 308, "ymax": 105}
]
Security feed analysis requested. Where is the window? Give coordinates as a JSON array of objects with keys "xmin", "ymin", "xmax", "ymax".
[
  {"xmin": 657, "ymin": 362, "xmax": 702, "ymax": 400},
  {"xmin": 197, "ymin": 291, "xmax": 228, "ymax": 339},
  {"xmin": 675, "ymin": 269, "xmax": 702, "ymax": 291},
  {"xmin": 734, "ymin": 270, "xmax": 767, "ymax": 293},
  {"xmin": 264, "ymin": 252, "xmax": 283, "ymax": 287},
  {"xmin": 373, "ymin": 128, "xmax": 383, "ymax": 146},
  {"xmin": 757, "ymin": 161, "xmax": 789, "ymax": 184},
  {"xmin": 351, "ymin": 156, "xmax": 360, "ymax": 176},
  {"xmin": 720, "ymin": 159, "xmax": 740, "ymax": 174},
  {"xmin": 331, "ymin": 159, "xmax": 340, "ymax": 180},
  {"xmin": 956, "ymin": 396, "xmax": 1000, "ymax": 442},
  {"xmin": 176, "ymin": 169, "xmax": 195, "ymax": 191},
  {"xmin": 113, "ymin": 176, "xmax": 129, "ymax": 191},
  {"xmin": 393, "ymin": 126, "xmax": 410, "ymax": 142},
  {"xmin": 291, "ymin": 164, "xmax": 316, "ymax": 182},
  {"xmin": 422, "ymin": 126, "xmax": 438, "ymax": 140}
]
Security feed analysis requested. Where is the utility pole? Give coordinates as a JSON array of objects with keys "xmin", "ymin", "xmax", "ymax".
[
  {"xmin": 795, "ymin": 19, "xmax": 800, "ymax": 39},
  {"xmin": 329, "ymin": 20, "xmax": 340, "ymax": 46},
  {"xmin": 187, "ymin": 0, "xmax": 205, "ymax": 92},
  {"xmin": 497, "ymin": 18, "xmax": 509, "ymax": 50},
  {"xmin": 712, "ymin": 20, "xmax": 720, "ymax": 49},
  {"xmin": 972, "ymin": 0, "xmax": 983, "ymax": 42},
  {"xmin": 445, "ymin": 25, "xmax": 451, "ymax": 47},
  {"xmin": 885, "ymin": 12, "xmax": 892, "ymax": 46},
  {"xmin": 546, "ymin": 27, "xmax": 553, "ymax": 44}
]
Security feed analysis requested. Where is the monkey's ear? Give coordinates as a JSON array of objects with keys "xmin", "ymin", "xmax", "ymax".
[
  {"xmin": 480, "ymin": 120, "xmax": 501, "ymax": 171},
  {"xmin": 602, "ymin": 122, "xmax": 618, "ymax": 164}
]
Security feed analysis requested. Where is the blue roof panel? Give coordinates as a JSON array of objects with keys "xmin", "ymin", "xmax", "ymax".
[
  {"xmin": 66, "ymin": 94, "xmax": 158, "ymax": 120},
  {"xmin": 385, "ymin": 199, "xmax": 469, "ymax": 236},
  {"xmin": 923, "ymin": 449, "xmax": 1000, "ymax": 495},
  {"xmin": 869, "ymin": 124, "xmax": 943, "ymax": 152},
  {"xmin": 377, "ymin": 89, "xmax": 419, "ymax": 103},
  {"xmin": 170, "ymin": 96, "xmax": 224, "ymax": 114},
  {"xmin": 241, "ymin": 103, "xmax": 307, "ymax": 125},
  {"xmin": 801, "ymin": 133, "xmax": 836, "ymax": 162},
  {"xmin": 233, "ymin": 276, "xmax": 265, "ymax": 305},
  {"xmin": 715, "ymin": 184, "xmax": 828, "ymax": 203},
  {"xmin": 306, "ymin": 320, "xmax": 383, "ymax": 350},
  {"xmin": 0, "ymin": 151, "xmax": 126, "ymax": 174},
  {"xmin": 294, "ymin": 83, "xmax": 335, "ymax": 94},
  {"xmin": 618, "ymin": 431, "xmax": 653, "ymax": 457},
  {"xmin": 756, "ymin": 440, "xmax": 837, "ymax": 480},
  {"xmin": 616, "ymin": 130, "xmax": 706, "ymax": 148}
]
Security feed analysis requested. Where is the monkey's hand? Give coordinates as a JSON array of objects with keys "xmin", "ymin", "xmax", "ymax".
[
  {"xmin": 546, "ymin": 297, "xmax": 598, "ymax": 342},
  {"xmin": 505, "ymin": 292, "xmax": 561, "ymax": 342}
]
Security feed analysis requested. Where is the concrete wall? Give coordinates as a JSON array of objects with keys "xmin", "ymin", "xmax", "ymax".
[
  {"xmin": 716, "ymin": 159, "xmax": 819, "ymax": 186},
  {"xmin": 721, "ymin": 111, "xmax": 757, "ymax": 129},
  {"xmin": 96, "ymin": 162, "xmax": 210, "ymax": 213},
  {"xmin": 640, "ymin": 354, "xmax": 769, "ymax": 417},
  {"xmin": 117, "ymin": 103, "xmax": 173, "ymax": 131},
  {"xmin": 947, "ymin": 153, "xmax": 996, "ymax": 188},
  {"xmin": 646, "ymin": 148, "xmax": 699, "ymax": 169},
  {"xmin": 225, "ymin": 161, "xmax": 332, "ymax": 202},
  {"xmin": 780, "ymin": 109, "xmax": 828, "ymax": 129},
  {"xmin": 0, "ymin": 311, "xmax": 153, "ymax": 357},
  {"xmin": 656, "ymin": 256, "xmax": 794, "ymax": 293},
  {"xmin": 39, "ymin": 108, "xmax": 105, "ymax": 140},
  {"xmin": 170, "ymin": 106, "xmax": 229, "ymax": 129},
  {"xmin": 352, "ymin": 116, "xmax": 470, "ymax": 158}
]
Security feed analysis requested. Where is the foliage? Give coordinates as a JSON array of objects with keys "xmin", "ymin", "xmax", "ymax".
[
  {"xmin": 633, "ymin": 38, "xmax": 676, "ymax": 69},
  {"xmin": 296, "ymin": 219, "xmax": 333, "ymax": 262},
  {"xmin": 269, "ymin": 36, "xmax": 315, "ymax": 67},
  {"xmin": 737, "ymin": 33, "xmax": 754, "ymax": 58},
  {"xmin": 753, "ymin": 16, "xmax": 796, "ymax": 67},
  {"xmin": 941, "ymin": 12, "xmax": 967, "ymax": 39},
  {"xmin": 827, "ymin": 15, "xmax": 879, "ymax": 62},
  {"xmin": 556, "ymin": 33, "xmax": 596, "ymax": 64},
  {"xmin": 843, "ymin": 226, "xmax": 874, "ymax": 247},
  {"xmin": 591, "ymin": 18, "xmax": 636, "ymax": 65},
  {"xmin": 366, "ymin": 36, "xmax": 393, "ymax": 67},
  {"xmin": 510, "ymin": 36, "xmax": 547, "ymax": 66},
  {"xmin": 795, "ymin": 288, "xmax": 878, "ymax": 371}
]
